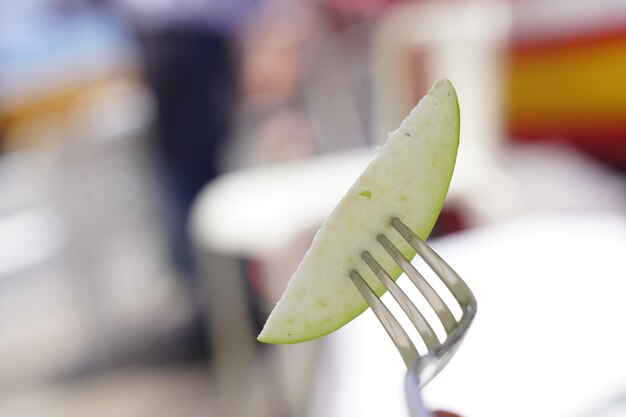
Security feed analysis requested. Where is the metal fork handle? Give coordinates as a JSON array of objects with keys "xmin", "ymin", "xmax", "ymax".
[{"xmin": 405, "ymin": 369, "xmax": 434, "ymax": 417}]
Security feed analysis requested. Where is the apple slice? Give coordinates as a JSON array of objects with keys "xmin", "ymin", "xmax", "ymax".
[{"xmin": 258, "ymin": 79, "xmax": 460, "ymax": 344}]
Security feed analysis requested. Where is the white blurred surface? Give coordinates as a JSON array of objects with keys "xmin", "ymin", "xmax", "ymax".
[
  {"xmin": 0, "ymin": 208, "xmax": 65, "ymax": 277},
  {"xmin": 191, "ymin": 147, "xmax": 375, "ymax": 256},
  {"xmin": 308, "ymin": 211, "xmax": 626, "ymax": 417}
]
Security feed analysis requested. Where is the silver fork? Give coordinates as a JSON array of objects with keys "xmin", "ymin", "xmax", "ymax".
[{"xmin": 349, "ymin": 217, "xmax": 477, "ymax": 417}]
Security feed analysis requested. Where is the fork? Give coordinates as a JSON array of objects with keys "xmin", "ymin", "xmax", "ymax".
[{"xmin": 349, "ymin": 217, "xmax": 477, "ymax": 417}]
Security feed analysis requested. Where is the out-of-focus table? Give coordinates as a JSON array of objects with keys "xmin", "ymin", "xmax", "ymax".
[{"xmin": 308, "ymin": 211, "xmax": 626, "ymax": 417}]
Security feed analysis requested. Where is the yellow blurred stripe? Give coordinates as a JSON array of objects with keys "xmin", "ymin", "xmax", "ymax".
[{"xmin": 508, "ymin": 38, "xmax": 626, "ymax": 125}]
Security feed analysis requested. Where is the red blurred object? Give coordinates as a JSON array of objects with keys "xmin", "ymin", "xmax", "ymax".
[
  {"xmin": 433, "ymin": 411, "xmax": 462, "ymax": 417},
  {"xmin": 326, "ymin": 0, "xmax": 411, "ymax": 17}
]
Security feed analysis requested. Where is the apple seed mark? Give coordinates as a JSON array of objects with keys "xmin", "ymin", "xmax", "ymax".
[{"xmin": 359, "ymin": 190, "xmax": 372, "ymax": 198}]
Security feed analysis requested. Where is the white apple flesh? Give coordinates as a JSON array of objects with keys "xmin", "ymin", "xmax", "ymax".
[{"xmin": 258, "ymin": 79, "xmax": 460, "ymax": 344}]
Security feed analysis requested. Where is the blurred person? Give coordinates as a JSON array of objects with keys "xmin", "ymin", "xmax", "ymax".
[
  {"xmin": 223, "ymin": 0, "xmax": 319, "ymax": 168},
  {"xmin": 224, "ymin": 0, "xmax": 376, "ymax": 169},
  {"xmin": 111, "ymin": 0, "xmax": 255, "ymax": 270},
  {"xmin": 92, "ymin": 0, "xmax": 258, "ymax": 359}
]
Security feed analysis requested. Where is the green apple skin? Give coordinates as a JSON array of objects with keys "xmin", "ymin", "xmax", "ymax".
[{"xmin": 258, "ymin": 79, "xmax": 460, "ymax": 344}]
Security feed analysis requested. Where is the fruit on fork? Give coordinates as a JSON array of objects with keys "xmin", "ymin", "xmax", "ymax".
[{"xmin": 258, "ymin": 79, "xmax": 460, "ymax": 344}]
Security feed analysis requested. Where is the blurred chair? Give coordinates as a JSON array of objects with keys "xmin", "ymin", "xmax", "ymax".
[
  {"xmin": 370, "ymin": 0, "xmax": 512, "ymax": 226},
  {"xmin": 0, "ymin": 129, "xmax": 197, "ymax": 390},
  {"xmin": 189, "ymin": 148, "xmax": 376, "ymax": 417},
  {"xmin": 0, "ymin": 20, "xmax": 195, "ymax": 390}
]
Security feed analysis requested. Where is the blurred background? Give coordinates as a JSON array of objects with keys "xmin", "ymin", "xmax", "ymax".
[{"xmin": 0, "ymin": 0, "xmax": 624, "ymax": 416}]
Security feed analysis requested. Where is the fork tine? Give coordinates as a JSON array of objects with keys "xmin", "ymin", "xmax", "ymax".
[
  {"xmin": 391, "ymin": 218, "xmax": 477, "ymax": 316},
  {"xmin": 349, "ymin": 270, "xmax": 419, "ymax": 367},
  {"xmin": 361, "ymin": 251, "xmax": 440, "ymax": 351},
  {"xmin": 377, "ymin": 233, "xmax": 458, "ymax": 335}
]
